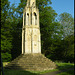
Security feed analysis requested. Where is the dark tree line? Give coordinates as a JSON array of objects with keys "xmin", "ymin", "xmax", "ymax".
[{"xmin": 1, "ymin": 0, "xmax": 74, "ymax": 62}]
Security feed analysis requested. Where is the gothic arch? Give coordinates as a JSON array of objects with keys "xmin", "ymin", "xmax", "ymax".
[
  {"xmin": 33, "ymin": 12, "xmax": 37, "ymax": 25},
  {"xmin": 27, "ymin": 13, "xmax": 29, "ymax": 25}
]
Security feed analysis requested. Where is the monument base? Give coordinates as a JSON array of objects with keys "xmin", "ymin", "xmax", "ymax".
[{"xmin": 5, "ymin": 53, "xmax": 56, "ymax": 71}]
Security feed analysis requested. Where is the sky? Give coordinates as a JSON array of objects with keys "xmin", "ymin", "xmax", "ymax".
[{"xmin": 9, "ymin": 0, "xmax": 74, "ymax": 18}]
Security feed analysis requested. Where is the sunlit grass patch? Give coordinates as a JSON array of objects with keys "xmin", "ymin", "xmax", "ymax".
[
  {"xmin": 56, "ymin": 62, "xmax": 74, "ymax": 70},
  {"xmin": 56, "ymin": 69, "xmax": 74, "ymax": 75},
  {"xmin": 30, "ymin": 69, "xmax": 58, "ymax": 74},
  {"xmin": 3, "ymin": 62, "xmax": 10, "ymax": 67}
]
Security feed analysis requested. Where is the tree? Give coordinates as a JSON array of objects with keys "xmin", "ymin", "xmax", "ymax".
[
  {"xmin": 63, "ymin": 34, "xmax": 74, "ymax": 62},
  {"xmin": 7, "ymin": 3, "xmax": 22, "ymax": 60},
  {"xmin": 46, "ymin": 12, "xmax": 74, "ymax": 62},
  {"xmin": 51, "ymin": 12, "xmax": 74, "ymax": 62},
  {"xmin": 1, "ymin": 0, "xmax": 12, "ymax": 61},
  {"xmin": 58, "ymin": 12, "xmax": 74, "ymax": 38}
]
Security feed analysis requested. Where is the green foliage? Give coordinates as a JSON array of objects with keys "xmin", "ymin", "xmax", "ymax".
[
  {"xmin": 46, "ymin": 12, "xmax": 74, "ymax": 62},
  {"xmin": 1, "ymin": 0, "xmax": 12, "ymax": 62},
  {"xmin": 1, "ymin": 0, "xmax": 10, "ymax": 25},
  {"xmin": 58, "ymin": 12, "xmax": 74, "ymax": 38},
  {"xmin": 1, "ymin": 53, "xmax": 11, "ymax": 62},
  {"xmin": 39, "ymin": 6, "xmax": 57, "ymax": 54},
  {"xmin": 55, "ymin": 13, "xmax": 74, "ymax": 62},
  {"xmin": 1, "ymin": 0, "xmax": 74, "ymax": 63},
  {"xmin": 62, "ymin": 35, "xmax": 74, "ymax": 62}
]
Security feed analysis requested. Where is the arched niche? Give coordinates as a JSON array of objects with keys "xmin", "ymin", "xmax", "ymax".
[
  {"xmin": 33, "ymin": 12, "xmax": 37, "ymax": 25},
  {"xmin": 26, "ymin": 13, "xmax": 29, "ymax": 25}
]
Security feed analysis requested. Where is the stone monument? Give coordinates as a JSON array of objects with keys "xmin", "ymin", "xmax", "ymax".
[
  {"xmin": 5, "ymin": 0, "xmax": 56, "ymax": 71},
  {"xmin": 22, "ymin": 0, "xmax": 41, "ymax": 54}
]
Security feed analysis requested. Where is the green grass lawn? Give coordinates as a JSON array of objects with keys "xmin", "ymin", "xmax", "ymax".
[
  {"xmin": 56, "ymin": 63, "xmax": 74, "ymax": 75},
  {"xmin": 56, "ymin": 62, "xmax": 74, "ymax": 70},
  {"xmin": 1, "ymin": 62, "xmax": 74, "ymax": 75},
  {"xmin": 57, "ymin": 70, "xmax": 74, "ymax": 75}
]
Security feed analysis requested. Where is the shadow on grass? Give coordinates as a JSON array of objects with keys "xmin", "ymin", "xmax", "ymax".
[
  {"xmin": 56, "ymin": 63, "xmax": 74, "ymax": 70},
  {"xmin": 56, "ymin": 63, "xmax": 74, "ymax": 75},
  {"xmin": 3, "ymin": 69, "xmax": 38, "ymax": 75},
  {"xmin": 40, "ymin": 63, "xmax": 74, "ymax": 75},
  {"xmin": 56, "ymin": 70, "xmax": 74, "ymax": 75},
  {"xmin": 4, "ymin": 63, "xmax": 39, "ymax": 75}
]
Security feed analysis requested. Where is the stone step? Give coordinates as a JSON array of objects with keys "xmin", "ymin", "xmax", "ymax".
[{"xmin": 5, "ymin": 54, "xmax": 56, "ymax": 71}]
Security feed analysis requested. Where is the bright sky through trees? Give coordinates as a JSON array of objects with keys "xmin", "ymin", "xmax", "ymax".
[{"xmin": 9, "ymin": 0, "xmax": 74, "ymax": 17}]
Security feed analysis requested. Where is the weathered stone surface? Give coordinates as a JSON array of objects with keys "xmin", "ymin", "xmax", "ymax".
[
  {"xmin": 5, "ymin": 54, "xmax": 56, "ymax": 71},
  {"xmin": 22, "ymin": 0, "xmax": 41, "ymax": 54}
]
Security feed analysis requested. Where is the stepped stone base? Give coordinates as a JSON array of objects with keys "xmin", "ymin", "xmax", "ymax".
[{"xmin": 5, "ymin": 53, "xmax": 57, "ymax": 71}]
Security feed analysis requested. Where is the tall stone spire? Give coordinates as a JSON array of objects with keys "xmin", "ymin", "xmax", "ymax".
[
  {"xmin": 22, "ymin": 0, "xmax": 41, "ymax": 54},
  {"xmin": 27, "ymin": 0, "xmax": 36, "ymax": 7}
]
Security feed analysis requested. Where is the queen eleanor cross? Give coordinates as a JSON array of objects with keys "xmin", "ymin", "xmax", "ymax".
[{"xmin": 22, "ymin": 0, "xmax": 41, "ymax": 54}]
